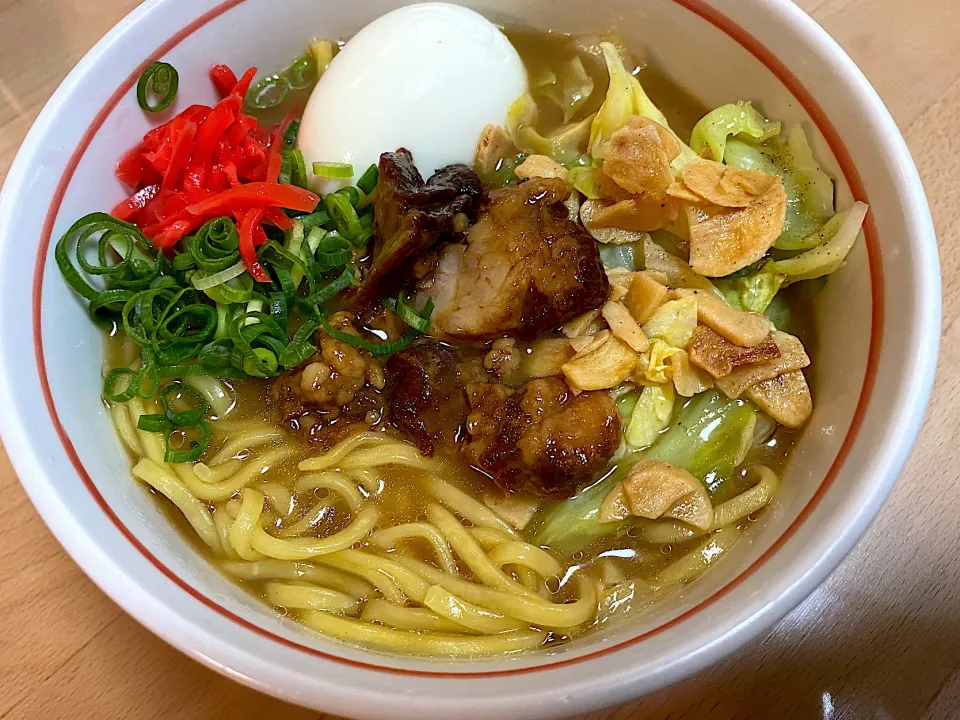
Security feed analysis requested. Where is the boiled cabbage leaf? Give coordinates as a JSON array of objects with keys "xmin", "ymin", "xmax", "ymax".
[
  {"xmin": 567, "ymin": 165, "xmax": 605, "ymax": 199},
  {"xmin": 690, "ymin": 101, "xmax": 781, "ymax": 163},
  {"xmin": 588, "ymin": 43, "xmax": 697, "ymax": 169},
  {"xmin": 598, "ymin": 241, "xmax": 640, "ymax": 271},
  {"xmin": 625, "ymin": 384, "xmax": 675, "ymax": 449},
  {"xmin": 505, "ymin": 92, "xmax": 594, "ymax": 164},
  {"xmin": 762, "ymin": 292, "xmax": 791, "ymax": 332},
  {"xmin": 770, "ymin": 201, "xmax": 868, "ymax": 283},
  {"xmin": 724, "ymin": 125, "xmax": 834, "ymax": 250},
  {"xmin": 646, "ymin": 391, "xmax": 757, "ymax": 496},
  {"xmin": 562, "ymin": 56, "xmax": 595, "ymax": 123},
  {"xmin": 738, "ymin": 269, "xmax": 783, "ymax": 313}
]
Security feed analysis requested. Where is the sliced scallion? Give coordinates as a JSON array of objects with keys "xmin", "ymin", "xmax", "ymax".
[
  {"xmin": 287, "ymin": 55, "xmax": 316, "ymax": 90},
  {"xmin": 312, "ymin": 161, "xmax": 353, "ymax": 179},
  {"xmin": 163, "ymin": 420, "xmax": 211, "ymax": 463},
  {"xmin": 302, "ymin": 265, "xmax": 355, "ymax": 308},
  {"xmin": 319, "ymin": 317, "xmax": 419, "ymax": 357},
  {"xmin": 282, "ymin": 119, "xmax": 300, "ymax": 147},
  {"xmin": 191, "ymin": 260, "xmax": 246, "ymax": 291},
  {"xmin": 137, "ymin": 61, "xmax": 179, "ymax": 112},
  {"xmin": 248, "ymin": 75, "xmax": 291, "ymax": 110},
  {"xmin": 299, "ymin": 210, "xmax": 330, "ymax": 231},
  {"xmin": 383, "ymin": 296, "xmax": 435, "ymax": 333},
  {"xmin": 137, "ymin": 413, "xmax": 173, "ymax": 433},
  {"xmin": 325, "ymin": 192, "xmax": 362, "ymax": 240},
  {"xmin": 357, "ymin": 164, "xmax": 379, "ymax": 195}
]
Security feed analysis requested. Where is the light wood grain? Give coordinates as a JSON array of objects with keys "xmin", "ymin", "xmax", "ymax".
[{"xmin": 1, "ymin": 0, "xmax": 957, "ymax": 718}]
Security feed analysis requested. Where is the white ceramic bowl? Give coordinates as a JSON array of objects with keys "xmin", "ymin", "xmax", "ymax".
[{"xmin": 0, "ymin": 0, "xmax": 940, "ymax": 718}]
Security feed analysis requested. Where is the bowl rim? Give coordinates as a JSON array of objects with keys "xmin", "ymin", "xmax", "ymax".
[{"xmin": 0, "ymin": 0, "xmax": 941, "ymax": 707}]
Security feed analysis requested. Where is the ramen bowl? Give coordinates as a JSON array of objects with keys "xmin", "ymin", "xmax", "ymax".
[{"xmin": 0, "ymin": 0, "xmax": 939, "ymax": 717}]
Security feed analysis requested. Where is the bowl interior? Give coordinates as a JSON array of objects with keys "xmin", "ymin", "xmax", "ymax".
[{"xmin": 0, "ymin": 0, "xmax": 935, "ymax": 717}]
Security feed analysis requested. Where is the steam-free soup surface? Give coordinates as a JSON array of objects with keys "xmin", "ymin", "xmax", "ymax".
[{"xmin": 80, "ymin": 11, "xmax": 857, "ymax": 660}]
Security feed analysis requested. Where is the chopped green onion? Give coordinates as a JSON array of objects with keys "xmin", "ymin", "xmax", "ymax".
[
  {"xmin": 242, "ymin": 347, "xmax": 279, "ymax": 377},
  {"xmin": 383, "ymin": 295, "xmax": 435, "ymax": 333},
  {"xmin": 163, "ymin": 420, "xmax": 211, "ymax": 463},
  {"xmin": 137, "ymin": 413, "xmax": 172, "ymax": 433},
  {"xmin": 103, "ymin": 367, "xmax": 140, "ymax": 403},
  {"xmin": 305, "ymin": 226, "xmax": 326, "ymax": 254},
  {"xmin": 256, "ymin": 239, "xmax": 309, "ymax": 280},
  {"xmin": 325, "ymin": 192, "xmax": 362, "ymax": 239},
  {"xmin": 202, "ymin": 273, "xmax": 254, "ymax": 304},
  {"xmin": 350, "ymin": 224, "xmax": 374, "ymax": 248},
  {"xmin": 337, "ymin": 186, "xmax": 360, "ymax": 207},
  {"xmin": 137, "ymin": 61, "xmax": 179, "ymax": 112},
  {"xmin": 191, "ymin": 260, "xmax": 246, "ymax": 291},
  {"xmin": 357, "ymin": 164, "xmax": 379, "ymax": 195},
  {"xmin": 184, "ymin": 376, "xmax": 234, "ymax": 418},
  {"xmin": 302, "ymin": 265, "xmax": 355, "ymax": 308},
  {"xmin": 287, "ymin": 55, "xmax": 316, "ymax": 90},
  {"xmin": 312, "ymin": 161, "xmax": 353, "ymax": 179},
  {"xmin": 172, "ymin": 251, "xmax": 195, "ymax": 273},
  {"xmin": 160, "ymin": 381, "xmax": 208, "ymax": 426},
  {"xmin": 214, "ymin": 303, "xmax": 231, "ymax": 340},
  {"xmin": 278, "ymin": 152, "xmax": 294, "ymax": 185},
  {"xmin": 311, "ymin": 232, "xmax": 353, "ymax": 272},
  {"xmin": 278, "ymin": 317, "xmax": 322, "ymax": 368},
  {"xmin": 289, "ymin": 149, "xmax": 308, "ymax": 187},
  {"xmin": 282, "ymin": 119, "xmax": 300, "ymax": 147},
  {"xmin": 189, "ymin": 217, "xmax": 240, "ymax": 274},
  {"xmin": 319, "ymin": 317, "xmax": 419, "ymax": 357},
  {"xmin": 55, "ymin": 213, "xmax": 159, "ymax": 304},
  {"xmin": 121, "ymin": 287, "xmax": 218, "ymax": 366},
  {"xmin": 247, "ymin": 75, "xmax": 291, "ymax": 110},
  {"xmin": 358, "ymin": 207, "xmax": 375, "ymax": 229},
  {"xmin": 244, "ymin": 297, "xmax": 264, "ymax": 327},
  {"xmin": 299, "ymin": 210, "xmax": 330, "ymax": 231},
  {"xmin": 284, "ymin": 221, "xmax": 306, "ymax": 290}
]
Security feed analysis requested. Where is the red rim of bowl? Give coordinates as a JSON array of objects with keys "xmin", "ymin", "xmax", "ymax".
[{"xmin": 30, "ymin": 0, "xmax": 884, "ymax": 679}]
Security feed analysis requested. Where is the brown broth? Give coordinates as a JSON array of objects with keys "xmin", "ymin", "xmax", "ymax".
[{"xmin": 103, "ymin": 27, "xmax": 819, "ymax": 650}]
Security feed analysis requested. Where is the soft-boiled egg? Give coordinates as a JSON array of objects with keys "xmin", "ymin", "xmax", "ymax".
[{"xmin": 298, "ymin": 3, "xmax": 527, "ymax": 193}]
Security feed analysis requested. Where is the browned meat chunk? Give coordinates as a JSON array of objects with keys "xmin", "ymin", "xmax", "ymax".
[
  {"xmin": 462, "ymin": 377, "xmax": 620, "ymax": 498},
  {"xmin": 430, "ymin": 178, "xmax": 608, "ymax": 340},
  {"xmin": 385, "ymin": 344, "xmax": 469, "ymax": 456},
  {"xmin": 270, "ymin": 313, "xmax": 386, "ymax": 422},
  {"xmin": 362, "ymin": 149, "xmax": 482, "ymax": 301}
]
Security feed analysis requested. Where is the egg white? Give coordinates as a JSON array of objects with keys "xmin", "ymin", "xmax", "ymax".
[{"xmin": 298, "ymin": 2, "xmax": 527, "ymax": 193}]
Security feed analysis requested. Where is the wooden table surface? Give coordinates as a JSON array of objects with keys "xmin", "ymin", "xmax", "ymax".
[{"xmin": 1, "ymin": 0, "xmax": 958, "ymax": 718}]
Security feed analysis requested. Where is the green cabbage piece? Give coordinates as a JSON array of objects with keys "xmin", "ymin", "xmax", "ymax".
[
  {"xmin": 598, "ymin": 241, "xmax": 640, "ymax": 271},
  {"xmin": 625, "ymin": 384, "xmax": 675, "ymax": 449},
  {"xmin": 690, "ymin": 101, "xmax": 781, "ymax": 163},
  {"xmin": 724, "ymin": 125, "xmax": 834, "ymax": 250},
  {"xmin": 770, "ymin": 201, "xmax": 869, "ymax": 283},
  {"xmin": 529, "ymin": 470, "xmax": 628, "ymax": 553},
  {"xmin": 738, "ymin": 270, "xmax": 783, "ymax": 313},
  {"xmin": 715, "ymin": 267, "xmax": 787, "ymax": 321},
  {"xmin": 531, "ymin": 391, "xmax": 757, "ymax": 551},
  {"xmin": 713, "ymin": 278, "xmax": 746, "ymax": 310},
  {"xmin": 642, "ymin": 296, "xmax": 698, "ymax": 348},
  {"xmin": 505, "ymin": 92, "xmax": 594, "ymax": 164},
  {"xmin": 645, "ymin": 391, "xmax": 757, "ymax": 496},
  {"xmin": 616, "ymin": 389, "xmax": 640, "ymax": 422},
  {"xmin": 531, "ymin": 56, "xmax": 595, "ymax": 124},
  {"xmin": 762, "ymin": 292, "xmax": 792, "ymax": 332},
  {"xmin": 588, "ymin": 43, "xmax": 697, "ymax": 169},
  {"xmin": 567, "ymin": 165, "xmax": 604, "ymax": 199},
  {"xmin": 561, "ymin": 56, "xmax": 595, "ymax": 123},
  {"xmin": 782, "ymin": 204, "xmax": 846, "ymax": 251}
]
